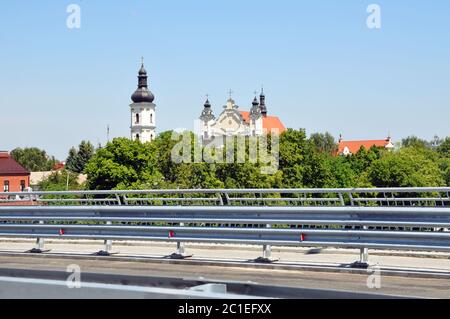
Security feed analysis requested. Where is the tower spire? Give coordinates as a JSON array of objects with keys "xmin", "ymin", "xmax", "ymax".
[
  {"xmin": 131, "ymin": 59, "xmax": 154, "ymax": 103},
  {"xmin": 259, "ymin": 86, "xmax": 267, "ymax": 116}
]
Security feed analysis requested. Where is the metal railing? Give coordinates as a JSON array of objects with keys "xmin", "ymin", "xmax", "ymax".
[
  {"xmin": 1, "ymin": 187, "xmax": 450, "ymax": 207},
  {"xmin": 0, "ymin": 203, "xmax": 450, "ymax": 266}
]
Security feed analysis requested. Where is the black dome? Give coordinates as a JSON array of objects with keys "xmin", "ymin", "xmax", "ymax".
[
  {"xmin": 139, "ymin": 65, "xmax": 147, "ymax": 75},
  {"xmin": 131, "ymin": 87, "xmax": 155, "ymax": 103},
  {"xmin": 131, "ymin": 61, "xmax": 155, "ymax": 103}
]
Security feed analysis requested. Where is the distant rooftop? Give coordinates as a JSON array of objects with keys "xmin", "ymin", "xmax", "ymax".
[{"xmin": 0, "ymin": 151, "xmax": 30, "ymax": 175}]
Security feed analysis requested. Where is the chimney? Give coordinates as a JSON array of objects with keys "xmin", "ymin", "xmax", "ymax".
[{"xmin": 0, "ymin": 151, "xmax": 9, "ymax": 158}]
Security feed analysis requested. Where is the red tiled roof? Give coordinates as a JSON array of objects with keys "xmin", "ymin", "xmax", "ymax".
[
  {"xmin": 240, "ymin": 112, "xmax": 286, "ymax": 133},
  {"xmin": 338, "ymin": 139, "xmax": 392, "ymax": 155},
  {"xmin": 0, "ymin": 152, "xmax": 30, "ymax": 175}
]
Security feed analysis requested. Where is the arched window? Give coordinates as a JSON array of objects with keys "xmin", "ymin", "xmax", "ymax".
[
  {"xmin": 135, "ymin": 113, "xmax": 140, "ymax": 124},
  {"xmin": 150, "ymin": 113, "xmax": 153, "ymax": 123},
  {"xmin": 136, "ymin": 134, "xmax": 140, "ymax": 141}
]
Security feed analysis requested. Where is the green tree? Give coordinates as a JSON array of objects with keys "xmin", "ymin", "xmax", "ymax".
[
  {"xmin": 437, "ymin": 137, "xmax": 450, "ymax": 157},
  {"xmin": 85, "ymin": 137, "xmax": 162, "ymax": 190},
  {"xmin": 309, "ymin": 132, "xmax": 338, "ymax": 155},
  {"xmin": 278, "ymin": 129, "xmax": 309, "ymax": 187},
  {"xmin": 10, "ymin": 147, "xmax": 58, "ymax": 171},
  {"xmin": 401, "ymin": 136, "xmax": 430, "ymax": 149},
  {"xmin": 66, "ymin": 141, "xmax": 95, "ymax": 173},
  {"xmin": 368, "ymin": 147, "xmax": 445, "ymax": 187},
  {"xmin": 37, "ymin": 169, "xmax": 83, "ymax": 191}
]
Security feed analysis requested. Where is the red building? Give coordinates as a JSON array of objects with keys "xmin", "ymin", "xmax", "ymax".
[
  {"xmin": 0, "ymin": 151, "xmax": 30, "ymax": 193},
  {"xmin": 337, "ymin": 136, "xmax": 395, "ymax": 156}
]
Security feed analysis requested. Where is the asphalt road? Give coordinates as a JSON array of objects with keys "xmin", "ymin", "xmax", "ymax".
[{"xmin": 0, "ymin": 254, "xmax": 449, "ymax": 298}]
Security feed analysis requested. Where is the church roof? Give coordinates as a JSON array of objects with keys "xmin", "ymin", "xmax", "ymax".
[
  {"xmin": 337, "ymin": 138, "xmax": 393, "ymax": 155},
  {"xmin": 240, "ymin": 112, "xmax": 287, "ymax": 133},
  {"xmin": 0, "ymin": 152, "xmax": 30, "ymax": 175}
]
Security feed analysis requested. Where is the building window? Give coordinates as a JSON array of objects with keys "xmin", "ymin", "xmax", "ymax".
[
  {"xmin": 3, "ymin": 181, "xmax": 9, "ymax": 192},
  {"xmin": 136, "ymin": 134, "xmax": 140, "ymax": 141},
  {"xmin": 150, "ymin": 113, "xmax": 153, "ymax": 123},
  {"xmin": 135, "ymin": 113, "xmax": 140, "ymax": 124},
  {"xmin": 20, "ymin": 180, "xmax": 26, "ymax": 192}
]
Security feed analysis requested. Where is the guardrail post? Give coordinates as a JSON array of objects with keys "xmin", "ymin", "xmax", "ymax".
[
  {"xmin": 166, "ymin": 222, "xmax": 192, "ymax": 259},
  {"xmin": 352, "ymin": 225, "xmax": 369, "ymax": 268},
  {"xmin": 254, "ymin": 224, "xmax": 278, "ymax": 263},
  {"xmin": 28, "ymin": 221, "xmax": 47, "ymax": 253},
  {"xmin": 359, "ymin": 247, "xmax": 369, "ymax": 264},
  {"xmin": 96, "ymin": 221, "xmax": 114, "ymax": 256}
]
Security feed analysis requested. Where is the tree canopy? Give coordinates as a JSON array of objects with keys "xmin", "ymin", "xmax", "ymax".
[
  {"xmin": 76, "ymin": 130, "xmax": 450, "ymax": 190},
  {"xmin": 10, "ymin": 147, "xmax": 58, "ymax": 172},
  {"xmin": 66, "ymin": 140, "xmax": 95, "ymax": 173}
]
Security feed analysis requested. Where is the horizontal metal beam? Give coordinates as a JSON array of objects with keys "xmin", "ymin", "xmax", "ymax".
[
  {"xmin": 1, "ymin": 205, "xmax": 449, "ymax": 214},
  {"xmin": 1, "ymin": 216, "xmax": 450, "ymax": 228},
  {"xmin": 3, "ymin": 187, "xmax": 450, "ymax": 197}
]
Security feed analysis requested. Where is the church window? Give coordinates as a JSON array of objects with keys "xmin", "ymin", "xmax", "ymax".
[
  {"xmin": 150, "ymin": 113, "xmax": 153, "ymax": 123},
  {"xmin": 136, "ymin": 134, "xmax": 140, "ymax": 141},
  {"xmin": 135, "ymin": 113, "xmax": 140, "ymax": 124}
]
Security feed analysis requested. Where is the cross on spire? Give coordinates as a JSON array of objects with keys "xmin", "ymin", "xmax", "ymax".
[
  {"xmin": 228, "ymin": 89, "xmax": 233, "ymax": 100},
  {"xmin": 141, "ymin": 56, "xmax": 144, "ymax": 66}
]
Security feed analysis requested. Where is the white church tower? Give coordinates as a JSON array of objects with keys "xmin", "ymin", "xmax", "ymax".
[{"xmin": 130, "ymin": 60, "xmax": 156, "ymax": 143}]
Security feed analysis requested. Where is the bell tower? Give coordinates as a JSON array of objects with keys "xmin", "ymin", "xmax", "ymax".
[{"xmin": 130, "ymin": 58, "xmax": 156, "ymax": 143}]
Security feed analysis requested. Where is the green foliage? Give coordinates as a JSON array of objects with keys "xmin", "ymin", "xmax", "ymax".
[
  {"xmin": 10, "ymin": 147, "xmax": 58, "ymax": 171},
  {"xmin": 309, "ymin": 132, "xmax": 338, "ymax": 155},
  {"xmin": 37, "ymin": 169, "xmax": 83, "ymax": 191},
  {"xmin": 278, "ymin": 128, "xmax": 308, "ymax": 187},
  {"xmin": 401, "ymin": 136, "xmax": 430, "ymax": 149},
  {"xmin": 368, "ymin": 147, "xmax": 445, "ymax": 187},
  {"xmin": 83, "ymin": 130, "xmax": 450, "ymax": 190},
  {"xmin": 66, "ymin": 140, "xmax": 95, "ymax": 173},
  {"xmin": 437, "ymin": 137, "xmax": 450, "ymax": 157},
  {"xmin": 85, "ymin": 137, "xmax": 163, "ymax": 190}
]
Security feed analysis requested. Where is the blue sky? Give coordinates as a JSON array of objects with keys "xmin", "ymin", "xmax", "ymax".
[{"xmin": 0, "ymin": 0, "xmax": 449, "ymax": 160}]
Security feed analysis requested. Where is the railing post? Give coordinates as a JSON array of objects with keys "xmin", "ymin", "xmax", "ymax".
[
  {"xmin": 349, "ymin": 193, "xmax": 355, "ymax": 206},
  {"xmin": 352, "ymin": 225, "xmax": 369, "ymax": 268},
  {"xmin": 28, "ymin": 221, "xmax": 47, "ymax": 253},
  {"xmin": 359, "ymin": 247, "xmax": 369, "ymax": 264},
  {"xmin": 166, "ymin": 222, "xmax": 192, "ymax": 259},
  {"xmin": 254, "ymin": 224, "xmax": 278, "ymax": 263},
  {"xmin": 176, "ymin": 222, "xmax": 186, "ymax": 255},
  {"xmin": 338, "ymin": 192, "xmax": 345, "ymax": 206},
  {"xmin": 96, "ymin": 198, "xmax": 117, "ymax": 256},
  {"xmin": 263, "ymin": 224, "xmax": 271, "ymax": 259}
]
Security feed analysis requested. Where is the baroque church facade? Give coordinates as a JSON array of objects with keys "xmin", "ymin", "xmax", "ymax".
[{"xmin": 199, "ymin": 90, "xmax": 286, "ymax": 144}]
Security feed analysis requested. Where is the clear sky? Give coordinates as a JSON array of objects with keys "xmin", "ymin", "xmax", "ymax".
[{"xmin": 1, "ymin": 0, "xmax": 449, "ymax": 160}]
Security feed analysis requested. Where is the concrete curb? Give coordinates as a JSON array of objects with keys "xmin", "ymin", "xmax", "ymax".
[{"xmin": 1, "ymin": 238, "xmax": 450, "ymax": 259}]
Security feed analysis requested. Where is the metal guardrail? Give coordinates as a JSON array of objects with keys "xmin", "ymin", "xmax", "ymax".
[
  {"xmin": 0, "ymin": 204, "xmax": 450, "ymax": 266},
  {"xmin": 1, "ymin": 187, "xmax": 450, "ymax": 207}
]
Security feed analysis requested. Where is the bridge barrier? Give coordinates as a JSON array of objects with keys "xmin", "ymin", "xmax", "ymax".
[{"xmin": 0, "ymin": 205, "xmax": 450, "ymax": 266}]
